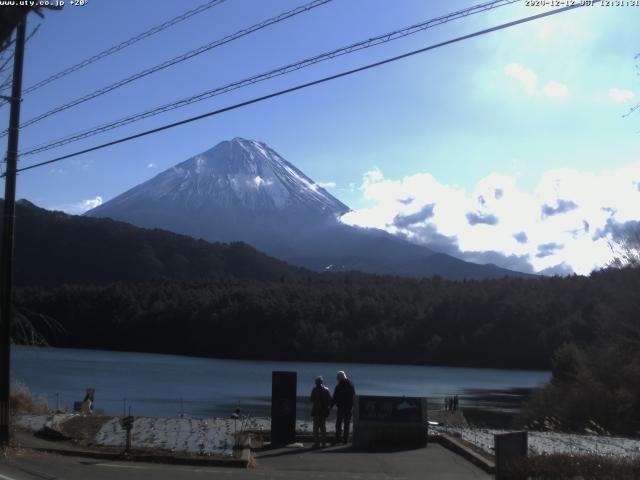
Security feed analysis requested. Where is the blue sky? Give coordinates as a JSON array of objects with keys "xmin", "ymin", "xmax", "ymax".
[{"xmin": 2, "ymin": 0, "xmax": 639, "ymax": 274}]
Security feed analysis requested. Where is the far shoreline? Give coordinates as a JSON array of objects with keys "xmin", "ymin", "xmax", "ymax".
[{"xmin": 12, "ymin": 344, "xmax": 553, "ymax": 374}]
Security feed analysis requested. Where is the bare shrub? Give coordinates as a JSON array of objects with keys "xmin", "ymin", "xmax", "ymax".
[{"xmin": 9, "ymin": 383, "xmax": 50, "ymax": 415}]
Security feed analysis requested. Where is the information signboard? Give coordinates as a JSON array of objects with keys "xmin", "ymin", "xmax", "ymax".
[
  {"xmin": 353, "ymin": 395, "xmax": 427, "ymax": 448},
  {"xmin": 358, "ymin": 396, "xmax": 423, "ymax": 423}
]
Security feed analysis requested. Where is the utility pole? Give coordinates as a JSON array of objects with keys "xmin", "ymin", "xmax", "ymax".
[{"xmin": 0, "ymin": 16, "xmax": 26, "ymax": 446}]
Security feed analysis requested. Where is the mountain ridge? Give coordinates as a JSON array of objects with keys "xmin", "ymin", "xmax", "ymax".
[
  {"xmin": 7, "ymin": 199, "xmax": 309, "ymax": 287},
  {"xmin": 86, "ymin": 138, "xmax": 535, "ymax": 280}
]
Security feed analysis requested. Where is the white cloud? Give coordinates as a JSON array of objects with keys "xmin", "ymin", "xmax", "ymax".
[
  {"xmin": 48, "ymin": 195, "xmax": 103, "ymax": 215},
  {"xmin": 608, "ymin": 88, "xmax": 635, "ymax": 103},
  {"xmin": 542, "ymin": 81, "xmax": 569, "ymax": 98},
  {"xmin": 504, "ymin": 63, "xmax": 569, "ymax": 99},
  {"xmin": 341, "ymin": 162, "xmax": 640, "ymax": 276},
  {"xmin": 504, "ymin": 63, "xmax": 537, "ymax": 95},
  {"xmin": 361, "ymin": 167, "xmax": 384, "ymax": 188},
  {"xmin": 79, "ymin": 196, "xmax": 103, "ymax": 211},
  {"xmin": 317, "ymin": 181, "xmax": 336, "ymax": 189}
]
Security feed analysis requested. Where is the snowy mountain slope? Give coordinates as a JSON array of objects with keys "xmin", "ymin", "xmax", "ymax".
[
  {"xmin": 91, "ymin": 138, "xmax": 349, "ymax": 217},
  {"xmin": 86, "ymin": 138, "xmax": 533, "ymax": 279}
]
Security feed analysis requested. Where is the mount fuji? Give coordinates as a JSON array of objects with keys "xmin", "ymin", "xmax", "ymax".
[{"xmin": 86, "ymin": 138, "xmax": 531, "ymax": 279}]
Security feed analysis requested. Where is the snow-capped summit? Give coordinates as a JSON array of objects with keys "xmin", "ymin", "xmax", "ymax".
[
  {"xmin": 86, "ymin": 138, "xmax": 533, "ymax": 280},
  {"xmin": 92, "ymin": 137, "xmax": 349, "ymax": 217}
]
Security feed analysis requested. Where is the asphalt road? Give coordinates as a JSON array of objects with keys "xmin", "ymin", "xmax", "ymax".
[{"xmin": 0, "ymin": 444, "xmax": 491, "ymax": 479}]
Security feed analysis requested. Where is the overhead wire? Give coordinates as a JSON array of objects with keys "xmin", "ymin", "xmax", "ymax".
[
  {"xmin": 0, "ymin": 0, "xmax": 227, "ymax": 99},
  {"xmin": 0, "ymin": 25, "xmax": 41, "ymax": 90},
  {"xmin": 10, "ymin": 2, "xmax": 597, "ymax": 176},
  {"xmin": 0, "ymin": 50, "xmax": 15, "ymax": 75},
  {"xmin": 20, "ymin": 0, "xmax": 520, "ymax": 156},
  {"xmin": 1, "ymin": 0, "xmax": 334, "ymax": 136}
]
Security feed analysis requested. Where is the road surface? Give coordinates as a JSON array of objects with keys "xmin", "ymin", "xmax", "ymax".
[{"xmin": 0, "ymin": 443, "xmax": 490, "ymax": 479}]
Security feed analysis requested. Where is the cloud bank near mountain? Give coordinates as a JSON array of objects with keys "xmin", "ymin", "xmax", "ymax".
[{"xmin": 341, "ymin": 162, "xmax": 640, "ymax": 275}]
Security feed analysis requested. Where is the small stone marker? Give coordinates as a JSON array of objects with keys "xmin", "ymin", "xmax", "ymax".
[{"xmin": 494, "ymin": 431, "xmax": 528, "ymax": 480}]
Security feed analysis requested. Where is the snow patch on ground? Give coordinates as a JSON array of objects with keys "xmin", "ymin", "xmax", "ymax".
[
  {"xmin": 14, "ymin": 414, "xmax": 56, "ymax": 432},
  {"xmin": 435, "ymin": 426, "xmax": 640, "ymax": 458},
  {"xmin": 96, "ymin": 416, "xmax": 332, "ymax": 456},
  {"xmin": 16, "ymin": 415, "xmax": 334, "ymax": 456}
]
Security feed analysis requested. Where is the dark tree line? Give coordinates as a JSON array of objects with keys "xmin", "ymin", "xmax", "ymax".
[
  {"xmin": 4, "ymin": 200, "xmax": 308, "ymax": 287},
  {"xmin": 14, "ymin": 266, "xmax": 639, "ymax": 372},
  {"xmin": 519, "ymin": 267, "xmax": 640, "ymax": 434}
]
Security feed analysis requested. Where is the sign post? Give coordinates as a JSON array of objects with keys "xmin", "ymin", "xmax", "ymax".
[
  {"xmin": 121, "ymin": 414, "xmax": 134, "ymax": 453},
  {"xmin": 494, "ymin": 431, "xmax": 528, "ymax": 480},
  {"xmin": 271, "ymin": 371, "xmax": 297, "ymax": 445}
]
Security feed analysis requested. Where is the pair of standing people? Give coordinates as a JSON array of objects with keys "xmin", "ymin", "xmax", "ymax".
[{"xmin": 310, "ymin": 370, "xmax": 355, "ymax": 447}]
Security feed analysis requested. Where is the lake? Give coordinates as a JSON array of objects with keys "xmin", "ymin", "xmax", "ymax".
[{"xmin": 11, "ymin": 346, "xmax": 550, "ymax": 422}]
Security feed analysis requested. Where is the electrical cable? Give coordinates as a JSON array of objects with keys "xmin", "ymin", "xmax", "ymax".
[
  {"xmin": 1, "ymin": 0, "xmax": 334, "ymax": 136},
  {"xmin": 11, "ymin": 2, "xmax": 596, "ymax": 176},
  {"xmin": 0, "ymin": 0, "xmax": 227, "ymax": 98},
  {"xmin": 20, "ymin": 0, "xmax": 519, "ymax": 156}
]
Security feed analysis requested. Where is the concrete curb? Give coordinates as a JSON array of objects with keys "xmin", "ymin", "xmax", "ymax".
[
  {"xmin": 246, "ymin": 431, "xmax": 350, "ymax": 444},
  {"xmin": 11, "ymin": 439, "xmax": 253, "ymax": 468},
  {"xmin": 432, "ymin": 433, "xmax": 495, "ymax": 474}
]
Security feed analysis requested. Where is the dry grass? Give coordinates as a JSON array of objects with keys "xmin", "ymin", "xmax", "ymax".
[
  {"xmin": 0, "ymin": 445, "xmax": 37, "ymax": 460},
  {"xmin": 9, "ymin": 383, "xmax": 50, "ymax": 415},
  {"xmin": 506, "ymin": 453, "xmax": 640, "ymax": 480}
]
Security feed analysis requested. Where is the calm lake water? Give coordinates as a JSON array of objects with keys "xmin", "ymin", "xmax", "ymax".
[{"xmin": 12, "ymin": 346, "xmax": 550, "ymax": 421}]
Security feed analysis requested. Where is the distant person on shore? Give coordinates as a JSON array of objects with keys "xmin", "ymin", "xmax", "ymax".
[
  {"xmin": 453, "ymin": 395, "xmax": 459, "ymax": 411},
  {"xmin": 310, "ymin": 376, "xmax": 332, "ymax": 447},
  {"xmin": 331, "ymin": 370, "xmax": 355, "ymax": 444}
]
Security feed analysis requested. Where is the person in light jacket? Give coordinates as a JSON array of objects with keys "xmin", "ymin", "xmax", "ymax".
[{"xmin": 331, "ymin": 370, "xmax": 355, "ymax": 444}]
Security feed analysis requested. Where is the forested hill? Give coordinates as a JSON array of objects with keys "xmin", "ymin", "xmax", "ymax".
[
  {"xmin": 15, "ymin": 266, "xmax": 640, "ymax": 370},
  {"xmin": 4, "ymin": 199, "xmax": 309, "ymax": 286}
]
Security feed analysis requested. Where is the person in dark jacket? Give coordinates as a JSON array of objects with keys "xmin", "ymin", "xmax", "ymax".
[
  {"xmin": 331, "ymin": 370, "xmax": 355, "ymax": 444},
  {"xmin": 310, "ymin": 376, "xmax": 332, "ymax": 447}
]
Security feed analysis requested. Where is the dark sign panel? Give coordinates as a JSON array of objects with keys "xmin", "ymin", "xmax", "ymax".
[
  {"xmin": 271, "ymin": 371, "xmax": 297, "ymax": 445},
  {"xmin": 495, "ymin": 431, "xmax": 528, "ymax": 480},
  {"xmin": 358, "ymin": 396, "xmax": 423, "ymax": 423}
]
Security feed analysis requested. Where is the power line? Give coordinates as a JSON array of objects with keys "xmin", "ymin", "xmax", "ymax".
[
  {"xmin": 0, "ymin": 51, "xmax": 15, "ymax": 75},
  {"xmin": 0, "ymin": 24, "xmax": 40, "ymax": 89},
  {"xmin": 0, "ymin": 0, "xmax": 227, "ymax": 100},
  {"xmin": 20, "ymin": 0, "xmax": 519, "ymax": 156},
  {"xmin": 2, "ymin": 0, "xmax": 334, "ymax": 137},
  {"xmin": 11, "ymin": 3, "xmax": 595, "ymax": 176}
]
